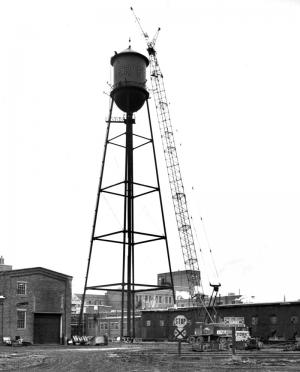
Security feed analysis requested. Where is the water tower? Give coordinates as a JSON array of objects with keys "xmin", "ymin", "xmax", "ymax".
[{"xmin": 80, "ymin": 47, "xmax": 175, "ymax": 338}]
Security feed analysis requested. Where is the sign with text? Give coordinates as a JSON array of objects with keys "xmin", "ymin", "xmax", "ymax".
[
  {"xmin": 173, "ymin": 315, "xmax": 188, "ymax": 339},
  {"xmin": 236, "ymin": 330, "xmax": 250, "ymax": 342},
  {"xmin": 224, "ymin": 317, "xmax": 245, "ymax": 326},
  {"xmin": 217, "ymin": 329, "xmax": 232, "ymax": 337}
]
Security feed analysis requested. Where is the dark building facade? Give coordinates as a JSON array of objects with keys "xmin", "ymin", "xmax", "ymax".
[
  {"xmin": 0, "ymin": 266, "xmax": 72, "ymax": 344},
  {"xmin": 140, "ymin": 301, "xmax": 300, "ymax": 342},
  {"xmin": 217, "ymin": 302, "xmax": 300, "ymax": 342}
]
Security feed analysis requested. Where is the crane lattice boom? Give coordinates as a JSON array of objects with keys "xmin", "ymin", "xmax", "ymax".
[
  {"xmin": 131, "ymin": 8, "xmax": 212, "ymax": 319},
  {"xmin": 148, "ymin": 52, "xmax": 203, "ymax": 305}
]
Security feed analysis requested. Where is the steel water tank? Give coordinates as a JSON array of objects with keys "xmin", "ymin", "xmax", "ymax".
[{"xmin": 110, "ymin": 47, "xmax": 149, "ymax": 113}]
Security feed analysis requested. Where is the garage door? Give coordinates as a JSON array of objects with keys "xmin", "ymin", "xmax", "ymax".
[{"xmin": 34, "ymin": 313, "xmax": 61, "ymax": 344}]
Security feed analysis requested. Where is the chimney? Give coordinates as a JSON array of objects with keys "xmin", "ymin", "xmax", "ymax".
[{"xmin": 0, "ymin": 256, "xmax": 12, "ymax": 272}]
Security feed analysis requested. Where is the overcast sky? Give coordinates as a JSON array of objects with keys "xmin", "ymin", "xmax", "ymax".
[{"xmin": 1, "ymin": 0, "xmax": 300, "ymax": 303}]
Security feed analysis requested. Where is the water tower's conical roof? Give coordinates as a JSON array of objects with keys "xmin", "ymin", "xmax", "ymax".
[{"xmin": 111, "ymin": 46, "xmax": 149, "ymax": 66}]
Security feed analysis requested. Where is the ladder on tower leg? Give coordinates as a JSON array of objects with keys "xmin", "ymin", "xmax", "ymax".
[{"xmin": 130, "ymin": 7, "xmax": 213, "ymax": 322}]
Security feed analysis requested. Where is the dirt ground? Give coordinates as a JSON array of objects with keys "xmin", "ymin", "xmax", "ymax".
[{"xmin": 1, "ymin": 343, "xmax": 300, "ymax": 371}]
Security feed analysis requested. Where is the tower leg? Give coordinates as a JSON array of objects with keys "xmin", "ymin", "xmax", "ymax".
[
  {"xmin": 82, "ymin": 99, "xmax": 176, "ymax": 341},
  {"xmin": 125, "ymin": 112, "xmax": 134, "ymax": 338},
  {"xmin": 78, "ymin": 98, "xmax": 114, "ymax": 335}
]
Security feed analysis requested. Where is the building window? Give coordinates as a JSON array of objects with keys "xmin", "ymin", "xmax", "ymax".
[
  {"xmin": 88, "ymin": 319, "xmax": 94, "ymax": 329},
  {"xmin": 17, "ymin": 282, "xmax": 27, "ymax": 295},
  {"xmin": 270, "ymin": 315, "xmax": 277, "ymax": 325},
  {"xmin": 158, "ymin": 296, "xmax": 162, "ymax": 303},
  {"xmin": 100, "ymin": 323, "xmax": 108, "ymax": 330},
  {"xmin": 251, "ymin": 316, "xmax": 258, "ymax": 325},
  {"xmin": 17, "ymin": 310, "xmax": 26, "ymax": 329},
  {"xmin": 110, "ymin": 322, "xmax": 119, "ymax": 330},
  {"xmin": 159, "ymin": 320, "xmax": 165, "ymax": 327},
  {"xmin": 146, "ymin": 320, "xmax": 151, "ymax": 327}
]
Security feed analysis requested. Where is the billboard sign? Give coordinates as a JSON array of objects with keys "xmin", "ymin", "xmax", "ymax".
[
  {"xmin": 236, "ymin": 330, "xmax": 250, "ymax": 341},
  {"xmin": 223, "ymin": 317, "xmax": 245, "ymax": 326},
  {"xmin": 216, "ymin": 329, "xmax": 232, "ymax": 337},
  {"xmin": 216, "ymin": 329, "xmax": 250, "ymax": 341}
]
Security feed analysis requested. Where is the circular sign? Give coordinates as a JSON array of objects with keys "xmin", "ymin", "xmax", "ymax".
[{"xmin": 173, "ymin": 315, "xmax": 188, "ymax": 329}]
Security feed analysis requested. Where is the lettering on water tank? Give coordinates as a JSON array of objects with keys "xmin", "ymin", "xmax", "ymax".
[{"xmin": 117, "ymin": 64, "xmax": 143, "ymax": 79}]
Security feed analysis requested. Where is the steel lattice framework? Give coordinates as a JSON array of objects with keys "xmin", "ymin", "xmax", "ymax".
[{"xmin": 131, "ymin": 8, "xmax": 213, "ymax": 320}]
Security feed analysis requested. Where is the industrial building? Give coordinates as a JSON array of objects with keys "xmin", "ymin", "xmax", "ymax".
[
  {"xmin": 71, "ymin": 265, "xmax": 300, "ymax": 342},
  {"xmin": 71, "ymin": 270, "xmax": 199, "ymax": 338},
  {"xmin": 72, "ymin": 293, "xmax": 300, "ymax": 342},
  {"xmin": 72, "ymin": 293, "xmax": 109, "ymax": 314},
  {"xmin": 0, "ymin": 257, "xmax": 72, "ymax": 344},
  {"xmin": 141, "ymin": 301, "xmax": 300, "ymax": 342},
  {"xmin": 73, "ymin": 270, "xmax": 198, "ymax": 314},
  {"xmin": 71, "ymin": 270, "xmax": 244, "ymax": 340}
]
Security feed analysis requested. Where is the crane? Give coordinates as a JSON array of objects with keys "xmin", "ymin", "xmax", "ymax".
[{"xmin": 130, "ymin": 7, "xmax": 213, "ymax": 322}]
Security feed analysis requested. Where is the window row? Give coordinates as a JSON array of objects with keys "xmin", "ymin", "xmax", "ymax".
[
  {"xmin": 86, "ymin": 300, "xmax": 102, "ymax": 305},
  {"xmin": 136, "ymin": 295, "xmax": 173, "ymax": 304},
  {"xmin": 146, "ymin": 320, "xmax": 165, "ymax": 327},
  {"xmin": 251, "ymin": 315, "xmax": 299, "ymax": 325},
  {"xmin": 98, "ymin": 322, "xmax": 120, "ymax": 330}
]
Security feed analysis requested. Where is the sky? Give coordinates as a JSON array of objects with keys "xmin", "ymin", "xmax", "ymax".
[{"xmin": 1, "ymin": 0, "xmax": 300, "ymax": 303}]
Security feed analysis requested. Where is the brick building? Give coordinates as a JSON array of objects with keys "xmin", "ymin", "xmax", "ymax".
[
  {"xmin": 140, "ymin": 301, "xmax": 300, "ymax": 342},
  {"xmin": 0, "ymin": 262, "xmax": 72, "ymax": 344},
  {"xmin": 216, "ymin": 301, "xmax": 300, "ymax": 342}
]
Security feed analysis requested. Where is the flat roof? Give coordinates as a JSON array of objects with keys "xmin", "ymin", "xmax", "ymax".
[
  {"xmin": 0, "ymin": 266, "xmax": 72, "ymax": 280},
  {"xmin": 141, "ymin": 301, "xmax": 300, "ymax": 313}
]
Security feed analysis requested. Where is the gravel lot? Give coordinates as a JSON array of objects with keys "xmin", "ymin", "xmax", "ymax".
[{"xmin": 1, "ymin": 343, "xmax": 300, "ymax": 371}]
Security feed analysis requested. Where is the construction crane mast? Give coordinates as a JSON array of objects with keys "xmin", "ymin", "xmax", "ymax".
[{"xmin": 131, "ymin": 8, "xmax": 212, "ymax": 320}]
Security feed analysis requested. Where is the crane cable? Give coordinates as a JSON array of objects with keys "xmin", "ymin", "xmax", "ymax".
[
  {"xmin": 190, "ymin": 186, "xmax": 220, "ymax": 282},
  {"xmin": 200, "ymin": 216, "xmax": 220, "ymax": 282},
  {"xmin": 190, "ymin": 215, "xmax": 210, "ymax": 293},
  {"xmin": 174, "ymin": 119, "xmax": 220, "ymax": 285}
]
